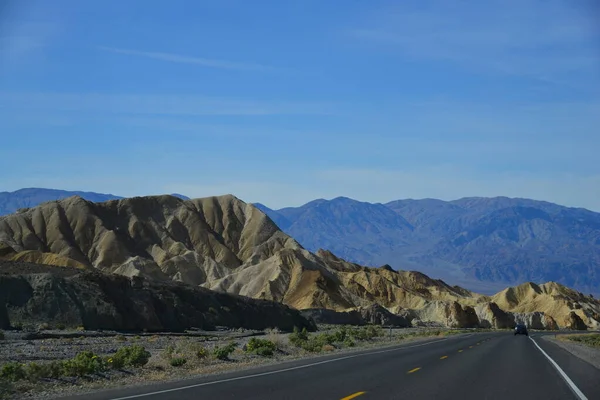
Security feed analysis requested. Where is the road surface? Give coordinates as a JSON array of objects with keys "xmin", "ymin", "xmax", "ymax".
[{"xmin": 61, "ymin": 332, "xmax": 600, "ymax": 400}]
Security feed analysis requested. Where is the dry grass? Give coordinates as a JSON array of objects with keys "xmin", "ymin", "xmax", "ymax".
[{"xmin": 557, "ymin": 333, "xmax": 600, "ymax": 348}]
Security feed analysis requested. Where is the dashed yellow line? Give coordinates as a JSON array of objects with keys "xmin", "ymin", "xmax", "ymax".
[
  {"xmin": 440, "ymin": 355, "xmax": 448, "ymax": 359},
  {"xmin": 341, "ymin": 391, "xmax": 366, "ymax": 400},
  {"xmin": 458, "ymin": 349, "xmax": 463, "ymax": 352},
  {"xmin": 407, "ymin": 367, "xmax": 421, "ymax": 374},
  {"xmin": 469, "ymin": 346, "xmax": 473, "ymax": 348}
]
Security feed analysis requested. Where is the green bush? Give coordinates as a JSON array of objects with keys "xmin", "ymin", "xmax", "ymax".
[
  {"xmin": 245, "ymin": 338, "xmax": 277, "ymax": 356},
  {"xmin": 56, "ymin": 323, "xmax": 66, "ymax": 330},
  {"xmin": 348, "ymin": 325, "xmax": 382, "ymax": 341},
  {"xmin": 24, "ymin": 361, "xmax": 63, "ymax": 380},
  {"xmin": 169, "ymin": 357, "xmax": 187, "ymax": 367},
  {"xmin": 288, "ymin": 327, "xmax": 309, "ymax": 346},
  {"xmin": 161, "ymin": 344, "xmax": 176, "ymax": 360},
  {"xmin": 195, "ymin": 346, "xmax": 209, "ymax": 359},
  {"xmin": 112, "ymin": 345, "xmax": 151, "ymax": 368},
  {"xmin": 254, "ymin": 347, "xmax": 275, "ymax": 356},
  {"xmin": 24, "ymin": 362, "xmax": 45, "ymax": 381},
  {"xmin": 106, "ymin": 355, "xmax": 125, "ymax": 370},
  {"xmin": 0, "ymin": 362, "xmax": 26, "ymax": 381},
  {"xmin": 213, "ymin": 342, "xmax": 237, "ymax": 361},
  {"xmin": 332, "ymin": 327, "xmax": 349, "ymax": 342},
  {"xmin": 343, "ymin": 338, "xmax": 356, "ymax": 347},
  {"xmin": 116, "ymin": 335, "xmax": 127, "ymax": 342},
  {"xmin": 0, "ymin": 331, "xmax": 4, "ymax": 340},
  {"xmin": 45, "ymin": 361, "xmax": 64, "ymax": 379},
  {"xmin": 62, "ymin": 351, "xmax": 105, "ymax": 376}
]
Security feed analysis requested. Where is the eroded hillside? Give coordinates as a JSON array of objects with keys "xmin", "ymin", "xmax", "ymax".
[{"xmin": 1, "ymin": 194, "xmax": 598, "ymax": 330}]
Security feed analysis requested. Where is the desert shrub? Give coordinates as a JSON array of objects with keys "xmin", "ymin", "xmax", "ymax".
[
  {"xmin": 112, "ymin": 345, "xmax": 151, "ymax": 368},
  {"xmin": 348, "ymin": 325, "xmax": 382, "ymax": 341},
  {"xmin": 106, "ymin": 355, "xmax": 124, "ymax": 370},
  {"xmin": 45, "ymin": 361, "xmax": 64, "ymax": 378},
  {"xmin": 56, "ymin": 323, "xmax": 66, "ymax": 330},
  {"xmin": 245, "ymin": 338, "xmax": 277, "ymax": 356},
  {"xmin": 298, "ymin": 337, "xmax": 324, "ymax": 353},
  {"xmin": 0, "ymin": 362, "xmax": 26, "ymax": 381},
  {"xmin": 316, "ymin": 333, "xmax": 336, "ymax": 346},
  {"xmin": 116, "ymin": 335, "xmax": 127, "ymax": 342},
  {"xmin": 288, "ymin": 327, "xmax": 309, "ymax": 346},
  {"xmin": 76, "ymin": 326, "xmax": 85, "ymax": 332},
  {"xmin": 169, "ymin": 358, "xmax": 187, "ymax": 367},
  {"xmin": 195, "ymin": 346, "xmax": 209, "ymax": 359},
  {"xmin": 343, "ymin": 338, "xmax": 356, "ymax": 347},
  {"xmin": 24, "ymin": 362, "xmax": 45, "ymax": 381},
  {"xmin": 565, "ymin": 334, "xmax": 600, "ymax": 347},
  {"xmin": 213, "ymin": 342, "xmax": 237, "ymax": 361},
  {"xmin": 332, "ymin": 327, "xmax": 349, "ymax": 342},
  {"xmin": 62, "ymin": 351, "xmax": 105, "ymax": 376},
  {"xmin": 0, "ymin": 331, "xmax": 4, "ymax": 340},
  {"xmin": 38, "ymin": 323, "xmax": 50, "ymax": 331},
  {"xmin": 161, "ymin": 344, "xmax": 176, "ymax": 360},
  {"xmin": 134, "ymin": 335, "xmax": 141, "ymax": 341}
]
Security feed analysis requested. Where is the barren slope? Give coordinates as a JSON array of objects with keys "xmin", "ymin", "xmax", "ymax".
[
  {"xmin": 1, "ymin": 195, "xmax": 598, "ymax": 329},
  {"xmin": 491, "ymin": 281, "xmax": 600, "ymax": 329}
]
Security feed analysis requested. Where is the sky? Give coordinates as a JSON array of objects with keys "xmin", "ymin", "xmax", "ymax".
[{"xmin": 1, "ymin": 0, "xmax": 599, "ymax": 210}]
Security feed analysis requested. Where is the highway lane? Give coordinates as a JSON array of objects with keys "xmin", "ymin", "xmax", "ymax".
[{"xmin": 60, "ymin": 331, "xmax": 600, "ymax": 400}]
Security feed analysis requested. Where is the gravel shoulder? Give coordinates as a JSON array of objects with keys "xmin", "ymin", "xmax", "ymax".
[
  {"xmin": 542, "ymin": 334, "xmax": 600, "ymax": 370},
  {"xmin": 0, "ymin": 327, "xmax": 467, "ymax": 400}
]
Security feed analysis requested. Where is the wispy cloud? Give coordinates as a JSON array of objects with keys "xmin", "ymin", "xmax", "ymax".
[
  {"xmin": 99, "ymin": 46, "xmax": 278, "ymax": 72},
  {"xmin": 0, "ymin": 92, "xmax": 334, "ymax": 116},
  {"xmin": 349, "ymin": 0, "xmax": 600, "ymax": 85}
]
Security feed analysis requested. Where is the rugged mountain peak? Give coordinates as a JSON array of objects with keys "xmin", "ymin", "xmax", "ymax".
[{"xmin": 0, "ymin": 194, "xmax": 299, "ymax": 284}]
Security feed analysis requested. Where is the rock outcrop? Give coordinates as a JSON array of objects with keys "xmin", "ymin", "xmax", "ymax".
[
  {"xmin": 491, "ymin": 282, "xmax": 600, "ymax": 330},
  {"xmin": 0, "ymin": 262, "xmax": 315, "ymax": 332}
]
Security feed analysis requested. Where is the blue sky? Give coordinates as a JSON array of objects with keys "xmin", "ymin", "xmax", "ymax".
[{"xmin": 1, "ymin": 0, "xmax": 599, "ymax": 210}]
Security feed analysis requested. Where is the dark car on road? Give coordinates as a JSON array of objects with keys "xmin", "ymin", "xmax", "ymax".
[{"xmin": 514, "ymin": 324, "xmax": 528, "ymax": 336}]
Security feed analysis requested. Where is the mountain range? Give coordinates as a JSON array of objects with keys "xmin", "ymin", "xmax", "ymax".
[
  {"xmin": 0, "ymin": 194, "xmax": 598, "ymax": 330},
  {"xmin": 255, "ymin": 197, "xmax": 600, "ymax": 295},
  {"xmin": 2, "ymin": 188, "xmax": 599, "ymax": 296},
  {"xmin": 0, "ymin": 188, "xmax": 189, "ymax": 216}
]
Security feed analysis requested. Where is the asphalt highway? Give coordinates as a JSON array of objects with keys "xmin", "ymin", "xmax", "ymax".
[{"xmin": 61, "ymin": 331, "xmax": 600, "ymax": 400}]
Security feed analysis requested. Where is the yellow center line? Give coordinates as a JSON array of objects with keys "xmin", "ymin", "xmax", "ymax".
[
  {"xmin": 440, "ymin": 355, "xmax": 448, "ymax": 359},
  {"xmin": 469, "ymin": 346, "xmax": 473, "ymax": 348},
  {"xmin": 458, "ymin": 349, "xmax": 463, "ymax": 352},
  {"xmin": 341, "ymin": 391, "xmax": 366, "ymax": 400},
  {"xmin": 407, "ymin": 367, "xmax": 421, "ymax": 374}
]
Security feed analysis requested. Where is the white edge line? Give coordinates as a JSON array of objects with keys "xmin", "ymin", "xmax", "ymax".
[
  {"xmin": 109, "ymin": 338, "xmax": 448, "ymax": 400},
  {"xmin": 529, "ymin": 337, "xmax": 588, "ymax": 400}
]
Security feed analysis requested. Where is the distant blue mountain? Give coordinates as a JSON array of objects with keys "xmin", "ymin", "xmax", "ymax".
[
  {"xmin": 254, "ymin": 196, "xmax": 600, "ymax": 295},
  {"xmin": 170, "ymin": 193, "xmax": 190, "ymax": 200},
  {"xmin": 0, "ymin": 188, "xmax": 123, "ymax": 215},
  {"xmin": 0, "ymin": 188, "xmax": 191, "ymax": 215}
]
